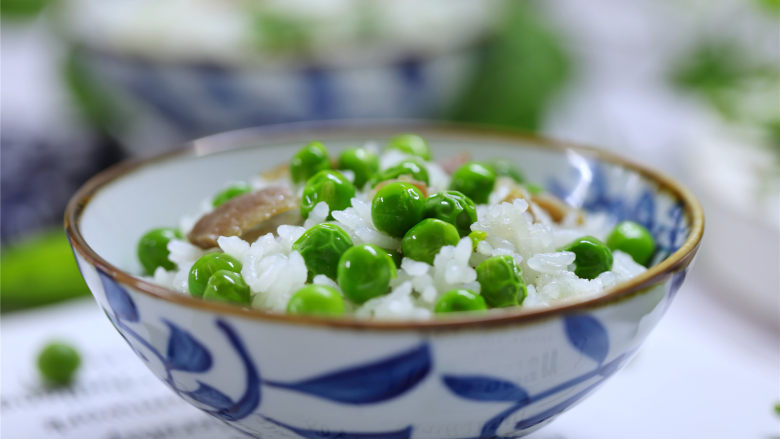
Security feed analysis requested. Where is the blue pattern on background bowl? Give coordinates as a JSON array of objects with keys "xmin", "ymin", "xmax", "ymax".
[
  {"xmin": 65, "ymin": 123, "xmax": 704, "ymax": 438},
  {"xmin": 74, "ymin": 45, "xmax": 477, "ymax": 156}
]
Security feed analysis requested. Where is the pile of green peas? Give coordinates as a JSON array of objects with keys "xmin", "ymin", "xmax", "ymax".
[
  {"xmin": 137, "ymin": 134, "xmax": 657, "ymax": 318},
  {"xmin": 135, "ymin": 135, "xmax": 532, "ymax": 315},
  {"xmin": 188, "ymin": 252, "xmax": 250, "ymax": 305},
  {"xmin": 291, "ymin": 134, "xmax": 440, "ymax": 220},
  {"xmin": 285, "ymin": 135, "xmax": 535, "ymax": 316},
  {"xmin": 285, "ymin": 136, "xmax": 429, "ymax": 315},
  {"xmin": 135, "ymin": 227, "xmax": 254, "ymax": 306},
  {"xmin": 558, "ymin": 220, "xmax": 656, "ymax": 280}
]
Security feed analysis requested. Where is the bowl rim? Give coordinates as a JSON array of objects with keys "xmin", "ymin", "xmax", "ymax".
[{"xmin": 65, "ymin": 121, "xmax": 705, "ymax": 331}]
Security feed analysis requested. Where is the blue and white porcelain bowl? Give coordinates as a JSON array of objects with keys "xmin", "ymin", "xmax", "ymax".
[
  {"xmin": 70, "ymin": 46, "xmax": 479, "ymax": 157},
  {"xmin": 65, "ymin": 123, "xmax": 704, "ymax": 439},
  {"xmin": 57, "ymin": 0, "xmax": 497, "ymax": 156}
]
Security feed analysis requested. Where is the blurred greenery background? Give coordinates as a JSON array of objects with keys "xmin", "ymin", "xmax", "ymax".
[{"xmin": 1, "ymin": 0, "xmax": 777, "ymax": 313}]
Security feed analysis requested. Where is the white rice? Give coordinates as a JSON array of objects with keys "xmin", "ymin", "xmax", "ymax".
[{"xmin": 153, "ymin": 150, "xmax": 647, "ymax": 319}]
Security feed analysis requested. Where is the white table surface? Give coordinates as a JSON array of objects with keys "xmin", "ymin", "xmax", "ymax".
[{"xmin": 2, "ymin": 270, "xmax": 777, "ymax": 439}]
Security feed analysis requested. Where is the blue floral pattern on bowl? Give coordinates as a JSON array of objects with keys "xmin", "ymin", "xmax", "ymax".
[
  {"xmin": 100, "ymin": 270, "xmax": 428, "ymax": 438},
  {"xmin": 76, "ymin": 47, "xmax": 476, "ymax": 155},
  {"xmin": 67, "ymin": 127, "xmax": 702, "ymax": 438},
  {"xmin": 548, "ymin": 158, "xmax": 688, "ymax": 265},
  {"xmin": 93, "ymin": 264, "xmax": 678, "ymax": 438}
]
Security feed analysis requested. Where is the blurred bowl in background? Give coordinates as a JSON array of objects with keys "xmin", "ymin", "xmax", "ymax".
[
  {"xmin": 667, "ymin": 2, "xmax": 780, "ymax": 331},
  {"xmin": 56, "ymin": 0, "xmax": 501, "ymax": 156},
  {"xmin": 686, "ymin": 120, "xmax": 780, "ymax": 331}
]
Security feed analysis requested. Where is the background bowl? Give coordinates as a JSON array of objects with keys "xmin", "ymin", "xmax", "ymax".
[
  {"xmin": 685, "ymin": 123, "xmax": 779, "ymax": 330},
  {"xmin": 69, "ymin": 45, "xmax": 480, "ymax": 157},
  {"xmin": 56, "ymin": 1, "xmax": 500, "ymax": 156},
  {"xmin": 65, "ymin": 123, "xmax": 703, "ymax": 438}
]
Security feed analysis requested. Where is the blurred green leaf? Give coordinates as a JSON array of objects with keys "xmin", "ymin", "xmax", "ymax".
[
  {"xmin": 670, "ymin": 35, "xmax": 780, "ymax": 174},
  {"xmin": 671, "ymin": 41, "xmax": 753, "ymax": 118},
  {"xmin": 62, "ymin": 49, "xmax": 124, "ymax": 131},
  {"xmin": 1, "ymin": 0, "xmax": 53, "ymax": 20},
  {"xmin": 670, "ymin": 40, "xmax": 778, "ymax": 121},
  {"xmin": 757, "ymin": 0, "xmax": 780, "ymax": 16},
  {"xmin": 765, "ymin": 119, "xmax": 780, "ymax": 162},
  {"xmin": 1, "ymin": 229, "xmax": 90, "ymax": 312},
  {"xmin": 767, "ymin": 119, "xmax": 780, "ymax": 147},
  {"xmin": 354, "ymin": 1, "xmax": 382, "ymax": 42},
  {"xmin": 249, "ymin": 9, "xmax": 312, "ymax": 54},
  {"xmin": 449, "ymin": 1, "xmax": 572, "ymax": 131}
]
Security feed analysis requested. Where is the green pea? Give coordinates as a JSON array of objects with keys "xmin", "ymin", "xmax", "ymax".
[
  {"xmin": 424, "ymin": 190, "xmax": 477, "ymax": 237},
  {"xmin": 137, "ymin": 227, "xmax": 183, "ymax": 275},
  {"xmin": 382, "ymin": 248, "xmax": 403, "ymax": 267},
  {"xmin": 372, "ymin": 159, "xmax": 430, "ymax": 186},
  {"xmin": 287, "ymin": 284, "xmax": 345, "ymax": 316},
  {"xmin": 606, "ymin": 221, "xmax": 655, "ymax": 266},
  {"xmin": 292, "ymin": 223, "xmax": 354, "ymax": 280},
  {"xmin": 489, "ymin": 159, "xmax": 525, "ymax": 183},
  {"xmin": 401, "ymin": 218, "xmax": 460, "ymax": 264},
  {"xmin": 469, "ymin": 230, "xmax": 487, "ymax": 250},
  {"xmin": 337, "ymin": 147, "xmax": 379, "ymax": 188},
  {"xmin": 449, "ymin": 162, "xmax": 496, "ymax": 204},
  {"xmin": 476, "ymin": 255, "xmax": 527, "ymax": 308},
  {"xmin": 560, "ymin": 235, "xmax": 613, "ymax": 279},
  {"xmin": 290, "ymin": 141, "xmax": 331, "ymax": 183},
  {"xmin": 337, "ymin": 244, "xmax": 397, "ymax": 304},
  {"xmin": 212, "ymin": 182, "xmax": 251, "ymax": 207},
  {"xmin": 37, "ymin": 341, "xmax": 80, "ymax": 385},
  {"xmin": 434, "ymin": 289, "xmax": 488, "ymax": 313},
  {"xmin": 524, "ymin": 182, "xmax": 544, "ymax": 195},
  {"xmin": 386, "ymin": 133, "xmax": 431, "ymax": 160},
  {"xmin": 202, "ymin": 270, "xmax": 251, "ymax": 305},
  {"xmin": 300, "ymin": 170, "xmax": 356, "ymax": 219},
  {"xmin": 371, "ymin": 182, "xmax": 426, "ymax": 238},
  {"xmin": 188, "ymin": 253, "xmax": 243, "ymax": 297}
]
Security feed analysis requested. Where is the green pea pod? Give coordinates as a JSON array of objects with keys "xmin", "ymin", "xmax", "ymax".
[{"xmin": 0, "ymin": 230, "xmax": 89, "ymax": 312}]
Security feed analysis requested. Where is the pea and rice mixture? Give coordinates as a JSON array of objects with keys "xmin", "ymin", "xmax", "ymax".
[{"xmin": 138, "ymin": 134, "xmax": 653, "ymax": 319}]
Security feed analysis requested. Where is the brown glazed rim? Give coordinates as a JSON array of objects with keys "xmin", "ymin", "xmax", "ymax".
[{"xmin": 65, "ymin": 121, "xmax": 704, "ymax": 331}]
